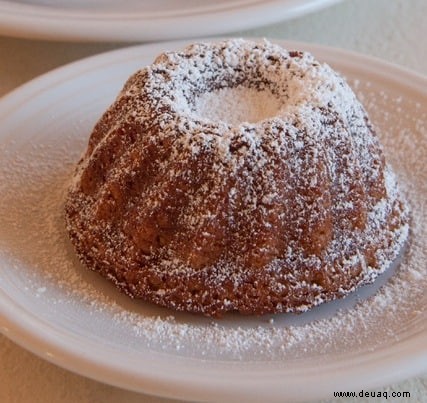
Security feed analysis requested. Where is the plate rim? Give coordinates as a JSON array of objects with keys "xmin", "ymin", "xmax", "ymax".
[{"xmin": 0, "ymin": 38, "xmax": 426, "ymax": 402}]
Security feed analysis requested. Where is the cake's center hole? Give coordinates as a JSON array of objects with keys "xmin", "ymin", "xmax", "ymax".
[{"xmin": 193, "ymin": 86, "xmax": 283, "ymax": 126}]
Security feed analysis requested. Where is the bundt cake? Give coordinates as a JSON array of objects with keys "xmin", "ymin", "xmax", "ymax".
[{"xmin": 65, "ymin": 39, "xmax": 409, "ymax": 316}]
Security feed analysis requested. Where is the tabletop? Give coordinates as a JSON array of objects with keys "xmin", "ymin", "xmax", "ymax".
[{"xmin": 0, "ymin": 0, "xmax": 426, "ymax": 402}]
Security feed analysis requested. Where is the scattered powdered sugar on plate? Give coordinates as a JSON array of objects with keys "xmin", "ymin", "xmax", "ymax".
[{"xmin": 0, "ymin": 72, "xmax": 425, "ymax": 362}]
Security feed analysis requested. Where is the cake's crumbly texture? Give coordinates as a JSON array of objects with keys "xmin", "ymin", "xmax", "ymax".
[{"xmin": 65, "ymin": 39, "xmax": 409, "ymax": 317}]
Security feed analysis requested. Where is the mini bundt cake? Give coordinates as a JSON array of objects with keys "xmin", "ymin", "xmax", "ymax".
[{"xmin": 65, "ymin": 39, "xmax": 409, "ymax": 316}]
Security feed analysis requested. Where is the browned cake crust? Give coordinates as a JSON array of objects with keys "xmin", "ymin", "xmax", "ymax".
[{"xmin": 65, "ymin": 39, "xmax": 409, "ymax": 316}]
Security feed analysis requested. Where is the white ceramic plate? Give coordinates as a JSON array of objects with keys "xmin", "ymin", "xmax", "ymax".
[
  {"xmin": 0, "ymin": 39, "xmax": 426, "ymax": 403},
  {"xmin": 0, "ymin": 0, "xmax": 341, "ymax": 42}
]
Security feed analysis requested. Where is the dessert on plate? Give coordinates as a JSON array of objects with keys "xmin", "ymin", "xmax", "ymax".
[{"xmin": 65, "ymin": 39, "xmax": 409, "ymax": 316}]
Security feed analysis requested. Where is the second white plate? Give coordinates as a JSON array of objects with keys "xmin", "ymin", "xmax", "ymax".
[
  {"xmin": 0, "ymin": 0, "xmax": 341, "ymax": 42},
  {"xmin": 0, "ymin": 39, "xmax": 426, "ymax": 402}
]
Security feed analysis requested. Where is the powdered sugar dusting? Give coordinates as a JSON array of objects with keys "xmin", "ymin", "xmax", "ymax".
[
  {"xmin": 193, "ymin": 87, "xmax": 282, "ymax": 125},
  {"xmin": 0, "ymin": 45, "xmax": 425, "ymax": 363}
]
